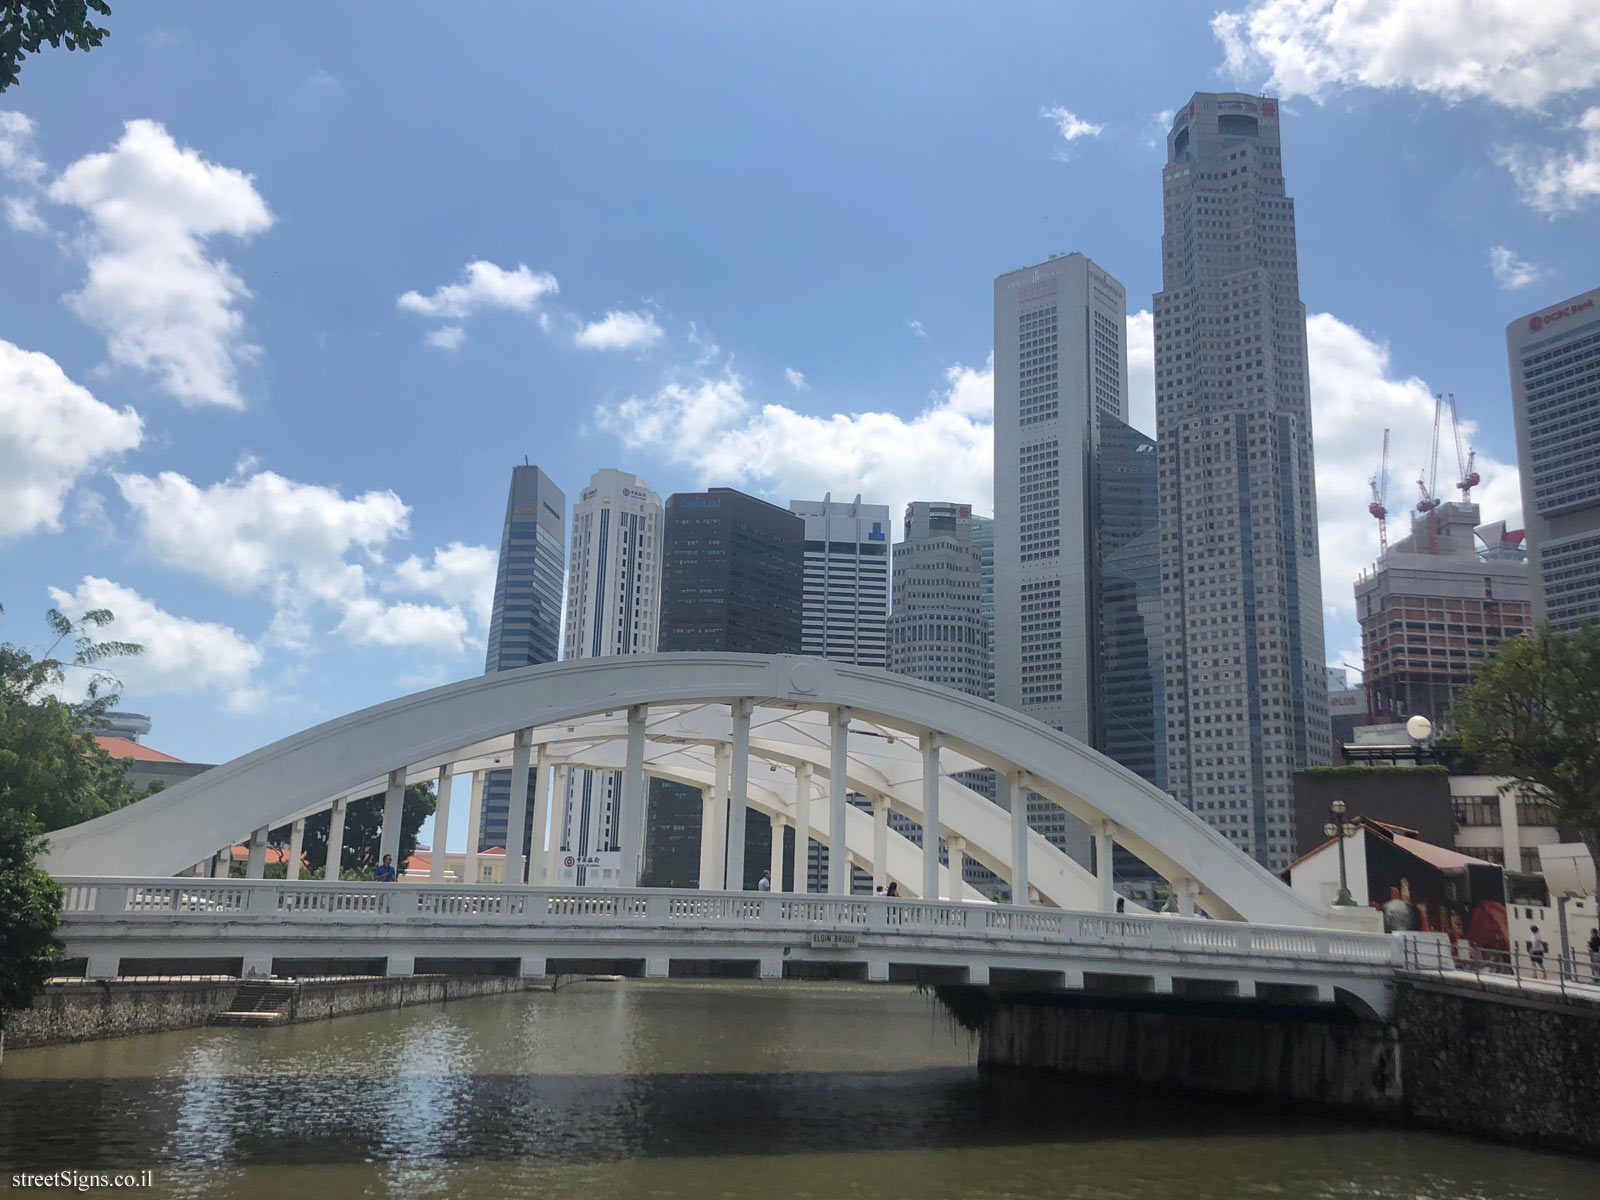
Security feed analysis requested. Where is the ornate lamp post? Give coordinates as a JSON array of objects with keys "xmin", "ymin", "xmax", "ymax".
[{"xmin": 1322, "ymin": 798, "xmax": 1358, "ymax": 906}]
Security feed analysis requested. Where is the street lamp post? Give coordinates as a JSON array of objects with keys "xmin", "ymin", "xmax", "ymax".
[{"xmin": 1323, "ymin": 798, "xmax": 1357, "ymax": 906}]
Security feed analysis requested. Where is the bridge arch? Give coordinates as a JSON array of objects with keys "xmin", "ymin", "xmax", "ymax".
[{"xmin": 44, "ymin": 653, "xmax": 1328, "ymax": 925}]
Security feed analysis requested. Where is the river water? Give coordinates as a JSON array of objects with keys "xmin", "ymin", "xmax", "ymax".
[{"xmin": 1, "ymin": 980, "xmax": 1592, "ymax": 1199}]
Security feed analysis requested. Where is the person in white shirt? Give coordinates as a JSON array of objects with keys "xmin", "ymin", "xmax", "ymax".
[{"xmin": 757, "ymin": 869, "xmax": 771, "ymax": 892}]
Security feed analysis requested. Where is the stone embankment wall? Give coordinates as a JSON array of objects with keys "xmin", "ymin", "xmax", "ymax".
[
  {"xmin": 3, "ymin": 974, "xmax": 527, "ymax": 1053},
  {"xmin": 945, "ymin": 989, "xmax": 1401, "ymax": 1112},
  {"xmin": 1393, "ymin": 978, "xmax": 1600, "ymax": 1156}
]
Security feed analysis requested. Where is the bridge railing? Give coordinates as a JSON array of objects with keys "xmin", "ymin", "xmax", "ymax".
[{"xmin": 59, "ymin": 879, "xmax": 1401, "ymax": 968}]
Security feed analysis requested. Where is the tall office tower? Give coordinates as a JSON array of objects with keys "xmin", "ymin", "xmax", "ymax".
[
  {"xmin": 1356, "ymin": 502, "xmax": 1531, "ymax": 726},
  {"xmin": 888, "ymin": 502, "xmax": 987, "ymax": 695},
  {"xmin": 970, "ymin": 515, "xmax": 996, "ymax": 701},
  {"xmin": 994, "ymin": 251, "xmax": 1132, "ymax": 865},
  {"xmin": 790, "ymin": 494, "xmax": 891, "ymax": 666},
  {"xmin": 1155, "ymin": 92, "xmax": 1331, "ymax": 869},
  {"xmin": 643, "ymin": 488, "xmax": 804, "ymax": 889},
  {"xmin": 558, "ymin": 469, "xmax": 663, "ymax": 885},
  {"xmin": 478, "ymin": 464, "xmax": 567, "ymax": 856},
  {"xmin": 1507, "ymin": 286, "xmax": 1600, "ymax": 630}
]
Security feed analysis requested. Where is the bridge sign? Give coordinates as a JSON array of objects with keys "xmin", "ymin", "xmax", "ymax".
[{"xmin": 810, "ymin": 931, "xmax": 859, "ymax": 949}]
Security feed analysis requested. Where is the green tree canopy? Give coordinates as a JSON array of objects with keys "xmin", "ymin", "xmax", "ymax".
[
  {"xmin": 1, "ymin": 1, "xmax": 111, "ymax": 93},
  {"xmin": 1449, "ymin": 623, "xmax": 1600, "ymax": 866},
  {"xmin": 1, "ymin": 604, "xmax": 149, "ymax": 832},
  {"xmin": 0, "ymin": 809, "xmax": 64, "ymax": 1023},
  {"xmin": 286, "ymin": 783, "xmax": 437, "ymax": 880}
]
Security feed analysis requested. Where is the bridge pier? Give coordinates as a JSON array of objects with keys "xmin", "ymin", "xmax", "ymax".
[
  {"xmin": 519, "ymin": 954, "xmax": 547, "ymax": 978},
  {"xmin": 759, "ymin": 954, "xmax": 783, "ymax": 980},
  {"xmin": 867, "ymin": 960, "xmax": 889, "ymax": 983},
  {"xmin": 645, "ymin": 954, "xmax": 671, "ymax": 979},
  {"xmin": 385, "ymin": 953, "xmax": 415, "ymax": 978}
]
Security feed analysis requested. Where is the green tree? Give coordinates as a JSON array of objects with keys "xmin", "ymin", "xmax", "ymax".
[
  {"xmin": 1, "ymin": 604, "xmax": 147, "ymax": 831},
  {"xmin": 1, "ymin": 1, "xmax": 111, "ymax": 93},
  {"xmin": 0, "ymin": 809, "xmax": 64, "ymax": 1026},
  {"xmin": 1449, "ymin": 623, "xmax": 1600, "ymax": 867},
  {"xmin": 291, "ymin": 783, "xmax": 437, "ymax": 879}
]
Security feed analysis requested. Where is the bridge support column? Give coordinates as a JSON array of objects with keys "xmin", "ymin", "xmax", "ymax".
[
  {"xmin": 619, "ymin": 705, "xmax": 647, "ymax": 888},
  {"xmin": 519, "ymin": 954, "xmax": 547, "ymax": 978},
  {"xmin": 245, "ymin": 826, "xmax": 269, "ymax": 879},
  {"xmin": 1003, "ymin": 770, "xmax": 1029, "ymax": 906},
  {"xmin": 325, "ymin": 798, "xmax": 347, "ymax": 881},
  {"xmin": 1095, "ymin": 820, "xmax": 1118, "ymax": 912},
  {"xmin": 707, "ymin": 745, "xmax": 730, "ymax": 890},
  {"xmin": 759, "ymin": 954, "xmax": 783, "ymax": 980},
  {"xmin": 430, "ymin": 764, "xmax": 452, "ymax": 883},
  {"xmin": 503, "ymin": 734, "xmax": 532, "ymax": 887},
  {"xmin": 1178, "ymin": 876, "xmax": 1200, "ymax": 918},
  {"xmin": 210, "ymin": 850, "xmax": 229, "ymax": 878},
  {"xmin": 645, "ymin": 954, "xmax": 670, "ymax": 979},
  {"xmin": 871, "ymin": 794, "xmax": 889, "ymax": 892},
  {"xmin": 242, "ymin": 950, "xmax": 273, "ymax": 979},
  {"xmin": 86, "ymin": 951, "xmax": 120, "ymax": 979},
  {"xmin": 462, "ymin": 773, "xmax": 483, "ymax": 884},
  {"xmin": 793, "ymin": 763, "xmax": 812, "ymax": 893},
  {"xmin": 829, "ymin": 708, "xmax": 851, "ymax": 895},
  {"xmin": 769, "ymin": 814, "xmax": 786, "ymax": 891},
  {"xmin": 386, "ymin": 953, "xmax": 415, "ymax": 978},
  {"xmin": 1062, "ymin": 968, "xmax": 1085, "ymax": 990},
  {"xmin": 920, "ymin": 732, "xmax": 942, "ymax": 902},
  {"xmin": 527, "ymin": 756, "xmax": 550, "ymax": 885},
  {"xmin": 1151, "ymin": 973, "xmax": 1174, "ymax": 995},
  {"xmin": 726, "ymin": 699, "xmax": 752, "ymax": 890},
  {"xmin": 379, "ymin": 768, "xmax": 406, "ymax": 867},
  {"xmin": 867, "ymin": 960, "xmax": 889, "ymax": 983},
  {"xmin": 697, "ymin": 785, "xmax": 718, "ymax": 889},
  {"xmin": 286, "ymin": 819, "xmax": 305, "ymax": 882},
  {"xmin": 947, "ymin": 837, "xmax": 966, "ymax": 902},
  {"xmin": 1237, "ymin": 979, "xmax": 1257, "ymax": 999},
  {"xmin": 967, "ymin": 963, "xmax": 989, "ymax": 986},
  {"xmin": 547, "ymin": 765, "xmax": 569, "ymax": 885}
]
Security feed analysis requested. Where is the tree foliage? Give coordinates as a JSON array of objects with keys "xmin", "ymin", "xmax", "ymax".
[
  {"xmin": 1449, "ymin": 623, "xmax": 1600, "ymax": 866},
  {"xmin": 288, "ymin": 783, "xmax": 437, "ymax": 879},
  {"xmin": 1, "ymin": 604, "xmax": 149, "ymax": 832},
  {"xmin": 1, "ymin": 1, "xmax": 111, "ymax": 93},
  {"xmin": 0, "ymin": 809, "xmax": 63, "ymax": 1022}
]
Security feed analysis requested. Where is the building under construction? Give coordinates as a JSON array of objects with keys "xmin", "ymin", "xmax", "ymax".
[{"xmin": 1354, "ymin": 501, "xmax": 1530, "ymax": 726}]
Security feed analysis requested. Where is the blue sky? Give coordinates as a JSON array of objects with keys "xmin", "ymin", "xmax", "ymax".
[{"xmin": 4, "ymin": 3, "xmax": 1598, "ymax": 852}]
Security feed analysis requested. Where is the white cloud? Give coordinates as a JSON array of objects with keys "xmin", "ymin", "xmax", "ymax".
[
  {"xmin": 47, "ymin": 576, "xmax": 263, "ymax": 711},
  {"xmin": 906, "ymin": 319, "xmax": 929, "ymax": 341},
  {"xmin": 594, "ymin": 360, "xmax": 994, "ymax": 519},
  {"xmin": 424, "ymin": 324, "xmax": 465, "ymax": 351},
  {"xmin": 1487, "ymin": 245, "xmax": 1548, "ymax": 290},
  {"xmin": 388, "ymin": 542, "xmax": 498, "ymax": 632},
  {"xmin": 114, "ymin": 467, "xmax": 488, "ymax": 657},
  {"xmin": 0, "ymin": 339, "xmax": 143, "ymax": 540},
  {"xmin": 573, "ymin": 309, "xmax": 664, "ymax": 351},
  {"xmin": 5, "ymin": 194, "xmax": 45, "ymax": 232},
  {"xmin": 1305, "ymin": 312, "xmax": 1522, "ymax": 660},
  {"xmin": 784, "ymin": 367, "xmax": 808, "ymax": 392},
  {"xmin": 1494, "ymin": 107, "xmax": 1600, "ymax": 215},
  {"xmin": 1212, "ymin": 1, "xmax": 1600, "ymax": 110},
  {"xmin": 1126, "ymin": 310, "xmax": 1155, "ymax": 436},
  {"xmin": 0, "ymin": 110, "xmax": 45, "ymax": 181},
  {"xmin": 1040, "ymin": 106, "xmax": 1104, "ymax": 143},
  {"xmin": 47, "ymin": 119, "xmax": 274, "ymax": 408},
  {"xmin": 397, "ymin": 260, "xmax": 557, "ymax": 318}
]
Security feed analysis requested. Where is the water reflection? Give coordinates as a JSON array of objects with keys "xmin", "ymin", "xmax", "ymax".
[{"xmin": 1, "ymin": 981, "xmax": 1592, "ymax": 1200}]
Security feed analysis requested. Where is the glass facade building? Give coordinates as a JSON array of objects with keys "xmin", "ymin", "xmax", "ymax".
[
  {"xmin": 642, "ymin": 488, "xmax": 805, "ymax": 889},
  {"xmin": 478, "ymin": 464, "xmax": 566, "ymax": 855}
]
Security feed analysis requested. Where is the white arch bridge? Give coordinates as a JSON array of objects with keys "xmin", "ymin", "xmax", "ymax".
[{"xmin": 45, "ymin": 654, "xmax": 1394, "ymax": 1011}]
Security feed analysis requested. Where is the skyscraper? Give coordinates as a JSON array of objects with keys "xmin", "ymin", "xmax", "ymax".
[
  {"xmin": 887, "ymin": 502, "xmax": 987, "ymax": 696},
  {"xmin": 970, "ymin": 515, "xmax": 996, "ymax": 701},
  {"xmin": 994, "ymin": 251, "xmax": 1132, "ymax": 865},
  {"xmin": 1355, "ymin": 502, "xmax": 1531, "ymax": 726},
  {"xmin": 644, "ymin": 488, "xmax": 805, "ymax": 888},
  {"xmin": 1507, "ymin": 285, "xmax": 1600, "ymax": 630},
  {"xmin": 790, "ymin": 494, "xmax": 891, "ymax": 666},
  {"xmin": 558, "ymin": 469, "xmax": 663, "ymax": 886},
  {"xmin": 478, "ymin": 463, "xmax": 566, "ymax": 856},
  {"xmin": 1154, "ymin": 92, "xmax": 1331, "ymax": 869}
]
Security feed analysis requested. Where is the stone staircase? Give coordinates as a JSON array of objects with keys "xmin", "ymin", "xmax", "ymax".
[{"xmin": 210, "ymin": 979, "xmax": 298, "ymax": 1027}]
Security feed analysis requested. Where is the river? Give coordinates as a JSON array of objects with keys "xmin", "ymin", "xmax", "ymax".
[{"xmin": 1, "ymin": 980, "xmax": 1592, "ymax": 1199}]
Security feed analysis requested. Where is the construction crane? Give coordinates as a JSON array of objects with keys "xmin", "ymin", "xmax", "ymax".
[
  {"xmin": 1368, "ymin": 428, "xmax": 1390, "ymax": 555},
  {"xmin": 1445, "ymin": 392, "xmax": 1480, "ymax": 500},
  {"xmin": 1416, "ymin": 395, "xmax": 1443, "ymax": 515}
]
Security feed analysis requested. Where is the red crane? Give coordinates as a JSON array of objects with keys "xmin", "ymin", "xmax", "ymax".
[
  {"xmin": 1369, "ymin": 428, "xmax": 1390, "ymax": 555},
  {"xmin": 1446, "ymin": 392, "xmax": 1480, "ymax": 500}
]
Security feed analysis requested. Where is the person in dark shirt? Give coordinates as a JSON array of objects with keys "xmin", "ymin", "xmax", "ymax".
[{"xmin": 374, "ymin": 854, "xmax": 397, "ymax": 883}]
